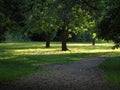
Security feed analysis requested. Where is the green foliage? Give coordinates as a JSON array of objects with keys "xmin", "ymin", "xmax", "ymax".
[
  {"xmin": 1, "ymin": 0, "xmax": 119, "ymax": 46},
  {"xmin": 97, "ymin": 0, "xmax": 120, "ymax": 44},
  {"xmin": 0, "ymin": 0, "xmax": 102, "ymax": 42},
  {"xmin": 92, "ymin": 33, "xmax": 96, "ymax": 39},
  {"xmin": 98, "ymin": 7, "xmax": 120, "ymax": 43},
  {"xmin": 56, "ymin": 0, "xmax": 93, "ymax": 33},
  {"xmin": 5, "ymin": 31, "xmax": 28, "ymax": 42},
  {"xmin": 0, "ymin": 0, "xmax": 26, "ymax": 42},
  {"xmin": 0, "ymin": 0, "xmax": 25, "ymax": 26}
]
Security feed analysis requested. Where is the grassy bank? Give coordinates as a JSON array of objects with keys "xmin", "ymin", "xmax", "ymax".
[
  {"xmin": 99, "ymin": 56, "xmax": 120, "ymax": 88},
  {"xmin": 0, "ymin": 42, "xmax": 120, "ymax": 82}
]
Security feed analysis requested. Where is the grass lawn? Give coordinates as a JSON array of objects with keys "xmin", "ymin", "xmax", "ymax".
[
  {"xmin": 0, "ymin": 42, "xmax": 120, "ymax": 83},
  {"xmin": 99, "ymin": 56, "xmax": 120, "ymax": 88}
]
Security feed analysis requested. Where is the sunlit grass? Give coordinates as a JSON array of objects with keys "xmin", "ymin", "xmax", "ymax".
[
  {"xmin": 1, "ymin": 42, "xmax": 119, "ymax": 55},
  {"xmin": 0, "ymin": 42, "xmax": 120, "ymax": 83}
]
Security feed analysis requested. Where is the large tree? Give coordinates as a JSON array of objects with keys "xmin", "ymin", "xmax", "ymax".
[
  {"xmin": 97, "ymin": 0, "xmax": 120, "ymax": 48},
  {"xmin": 56, "ymin": 0, "xmax": 100, "ymax": 51},
  {"xmin": 25, "ymin": 0, "xmax": 58, "ymax": 48},
  {"xmin": 23, "ymin": 0, "xmax": 101, "ymax": 50},
  {"xmin": 55, "ymin": 0, "xmax": 89, "ymax": 50}
]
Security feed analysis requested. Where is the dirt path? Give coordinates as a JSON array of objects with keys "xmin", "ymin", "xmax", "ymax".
[{"xmin": 0, "ymin": 56, "xmax": 119, "ymax": 90}]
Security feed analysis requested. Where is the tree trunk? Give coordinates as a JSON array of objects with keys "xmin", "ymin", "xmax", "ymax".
[
  {"xmin": 61, "ymin": 30, "xmax": 68, "ymax": 51},
  {"xmin": 92, "ymin": 38, "xmax": 95, "ymax": 46},
  {"xmin": 46, "ymin": 33, "xmax": 51, "ymax": 48},
  {"xmin": 0, "ymin": 26, "xmax": 5, "ymax": 42}
]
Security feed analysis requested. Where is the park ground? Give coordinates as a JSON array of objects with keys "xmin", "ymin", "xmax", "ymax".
[{"xmin": 0, "ymin": 42, "xmax": 120, "ymax": 89}]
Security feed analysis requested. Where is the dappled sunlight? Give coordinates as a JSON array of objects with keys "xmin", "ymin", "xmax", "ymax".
[
  {"xmin": 0, "ymin": 56, "xmax": 16, "ymax": 60},
  {"xmin": 11, "ymin": 49, "xmax": 72, "ymax": 55},
  {"xmin": 0, "ymin": 42, "xmax": 119, "ymax": 64},
  {"xmin": 0, "ymin": 42, "xmax": 45, "ymax": 50},
  {"xmin": 0, "ymin": 42, "xmax": 119, "ymax": 82},
  {"xmin": 1, "ymin": 42, "xmax": 119, "ymax": 56}
]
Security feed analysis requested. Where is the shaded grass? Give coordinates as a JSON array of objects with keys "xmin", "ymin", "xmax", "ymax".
[
  {"xmin": 0, "ymin": 42, "xmax": 120, "ymax": 83},
  {"xmin": 99, "ymin": 56, "xmax": 120, "ymax": 88},
  {"xmin": 0, "ymin": 60, "xmax": 39, "ymax": 82}
]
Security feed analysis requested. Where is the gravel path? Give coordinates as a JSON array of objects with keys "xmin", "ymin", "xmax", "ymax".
[{"xmin": 0, "ymin": 56, "xmax": 119, "ymax": 90}]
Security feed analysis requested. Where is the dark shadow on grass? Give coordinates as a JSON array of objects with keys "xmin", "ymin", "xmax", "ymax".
[
  {"xmin": 0, "ymin": 52, "xmax": 111, "ymax": 65},
  {"xmin": 0, "ymin": 60, "xmax": 41, "ymax": 83},
  {"xmin": 99, "ymin": 56, "xmax": 120, "ymax": 71},
  {"xmin": 98, "ymin": 56, "xmax": 120, "ymax": 89},
  {"xmin": 0, "ymin": 51, "xmax": 106, "ymax": 82}
]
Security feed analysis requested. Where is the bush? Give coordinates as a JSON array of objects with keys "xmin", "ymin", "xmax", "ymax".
[{"xmin": 5, "ymin": 31, "xmax": 29, "ymax": 42}]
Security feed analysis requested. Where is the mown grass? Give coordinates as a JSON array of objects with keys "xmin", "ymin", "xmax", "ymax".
[
  {"xmin": 0, "ymin": 42, "xmax": 120, "ymax": 83},
  {"xmin": 99, "ymin": 56, "xmax": 120, "ymax": 88}
]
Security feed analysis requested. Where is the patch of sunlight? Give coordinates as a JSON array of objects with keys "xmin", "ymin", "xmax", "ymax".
[
  {"xmin": 2, "ymin": 42, "xmax": 119, "ymax": 56},
  {"xmin": 9, "ymin": 47, "xmax": 120, "ymax": 56},
  {"xmin": 11, "ymin": 48, "xmax": 62, "ymax": 55},
  {"xmin": 10, "ymin": 48, "xmax": 77, "ymax": 55},
  {"xmin": 71, "ymin": 48, "xmax": 119, "ymax": 53},
  {"xmin": 68, "ymin": 43, "xmax": 114, "ymax": 46},
  {"xmin": 80, "ymin": 49, "xmax": 118, "ymax": 53},
  {"xmin": 68, "ymin": 43, "xmax": 92, "ymax": 46},
  {"xmin": 0, "ymin": 56, "xmax": 16, "ymax": 60}
]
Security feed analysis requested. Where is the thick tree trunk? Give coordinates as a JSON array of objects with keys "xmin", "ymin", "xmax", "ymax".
[
  {"xmin": 61, "ymin": 30, "xmax": 68, "ymax": 51},
  {"xmin": 46, "ymin": 33, "xmax": 51, "ymax": 48}
]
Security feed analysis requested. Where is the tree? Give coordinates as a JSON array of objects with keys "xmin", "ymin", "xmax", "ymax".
[
  {"xmin": 40, "ymin": 1, "xmax": 58, "ymax": 48},
  {"xmin": 23, "ymin": 0, "xmax": 101, "ymax": 50},
  {"xmin": 97, "ymin": 0, "xmax": 120, "ymax": 48},
  {"xmin": 0, "ymin": 0, "xmax": 26, "ymax": 42},
  {"xmin": 25, "ymin": 0, "xmax": 58, "ymax": 48},
  {"xmin": 56, "ymin": 0, "xmax": 94, "ymax": 51},
  {"xmin": 86, "ymin": 21, "xmax": 97, "ymax": 45}
]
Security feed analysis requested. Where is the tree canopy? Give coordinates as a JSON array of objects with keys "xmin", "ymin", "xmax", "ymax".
[
  {"xmin": 98, "ymin": 0, "xmax": 120, "ymax": 44},
  {"xmin": 0, "ymin": 0, "xmax": 119, "ymax": 49}
]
